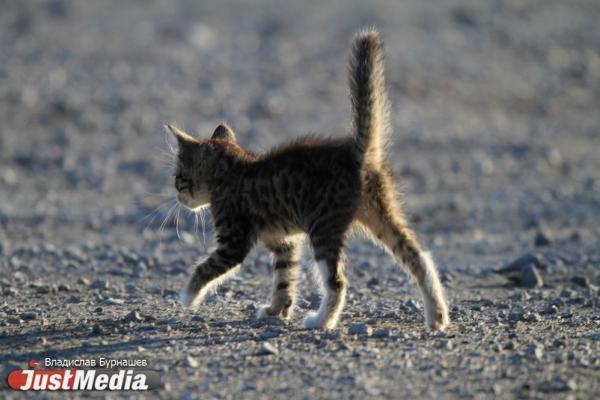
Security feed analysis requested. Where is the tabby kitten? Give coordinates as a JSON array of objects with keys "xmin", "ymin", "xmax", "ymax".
[{"xmin": 167, "ymin": 30, "xmax": 449, "ymax": 330}]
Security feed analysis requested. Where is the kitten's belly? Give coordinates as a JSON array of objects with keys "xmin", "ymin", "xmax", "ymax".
[{"xmin": 258, "ymin": 225, "xmax": 303, "ymax": 244}]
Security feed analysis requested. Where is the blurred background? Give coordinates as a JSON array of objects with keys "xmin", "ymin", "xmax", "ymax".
[{"xmin": 1, "ymin": 0, "xmax": 598, "ymax": 254}]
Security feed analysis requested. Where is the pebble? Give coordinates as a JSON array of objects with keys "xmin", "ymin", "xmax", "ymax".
[
  {"xmin": 545, "ymin": 304, "xmax": 559, "ymax": 315},
  {"xmin": 526, "ymin": 345, "xmax": 544, "ymax": 360},
  {"xmin": 523, "ymin": 312, "xmax": 542, "ymax": 322},
  {"xmin": 405, "ymin": 299, "xmax": 421, "ymax": 312},
  {"xmin": 348, "ymin": 323, "xmax": 372, "ymax": 336},
  {"xmin": 185, "ymin": 355, "xmax": 199, "ymax": 368},
  {"xmin": 520, "ymin": 264, "xmax": 543, "ymax": 288},
  {"xmin": 133, "ymin": 263, "xmax": 147, "ymax": 278},
  {"xmin": 534, "ymin": 231, "xmax": 551, "ymax": 247},
  {"xmin": 257, "ymin": 342, "xmax": 278, "ymax": 356},
  {"xmin": 372, "ymin": 328, "xmax": 390, "ymax": 338},
  {"xmin": 259, "ymin": 330, "xmax": 280, "ymax": 340},
  {"xmin": 90, "ymin": 280, "xmax": 110, "ymax": 290},
  {"xmin": 124, "ymin": 310, "xmax": 143, "ymax": 322},
  {"xmin": 496, "ymin": 254, "xmax": 544, "ymax": 288},
  {"xmin": 77, "ymin": 277, "xmax": 90, "ymax": 286},
  {"xmin": 20, "ymin": 311, "xmax": 37, "ymax": 320},
  {"xmin": 103, "ymin": 298, "xmax": 125, "ymax": 305},
  {"xmin": 92, "ymin": 324, "xmax": 104, "ymax": 335},
  {"xmin": 571, "ymin": 276, "xmax": 589, "ymax": 287}
]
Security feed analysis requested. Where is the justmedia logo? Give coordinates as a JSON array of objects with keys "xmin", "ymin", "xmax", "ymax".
[{"xmin": 6, "ymin": 359, "xmax": 160, "ymax": 391}]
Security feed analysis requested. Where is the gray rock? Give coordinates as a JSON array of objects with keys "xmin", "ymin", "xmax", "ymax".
[
  {"xmin": 92, "ymin": 324, "xmax": 104, "ymax": 335},
  {"xmin": 496, "ymin": 254, "xmax": 544, "ymax": 288},
  {"xmin": 534, "ymin": 231, "xmax": 551, "ymax": 247},
  {"xmin": 372, "ymin": 328, "xmax": 390, "ymax": 338},
  {"xmin": 348, "ymin": 323, "xmax": 372, "ymax": 336},
  {"xmin": 77, "ymin": 277, "xmax": 90, "ymax": 286},
  {"xmin": 124, "ymin": 310, "xmax": 143, "ymax": 322},
  {"xmin": 405, "ymin": 299, "xmax": 421, "ymax": 312},
  {"xmin": 103, "ymin": 297, "xmax": 125, "ymax": 305},
  {"xmin": 526, "ymin": 345, "xmax": 544, "ymax": 360},
  {"xmin": 545, "ymin": 304, "xmax": 559, "ymax": 315},
  {"xmin": 571, "ymin": 276, "xmax": 589, "ymax": 287},
  {"xmin": 259, "ymin": 330, "xmax": 280, "ymax": 340},
  {"xmin": 257, "ymin": 342, "xmax": 278, "ymax": 356},
  {"xmin": 185, "ymin": 355, "xmax": 199, "ymax": 368},
  {"xmin": 20, "ymin": 311, "xmax": 37, "ymax": 320},
  {"xmin": 90, "ymin": 280, "xmax": 110, "ymax": 290}
]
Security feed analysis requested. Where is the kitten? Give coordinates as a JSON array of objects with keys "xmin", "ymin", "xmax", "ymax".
[{"xmin": 166, "ymin": 29, "xmax": 449, "ymax": 331}]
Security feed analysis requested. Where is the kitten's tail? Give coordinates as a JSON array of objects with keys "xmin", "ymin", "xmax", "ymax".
[{"xmin": 349, "ymin": 29, "xmax": 390, "ymax": 166}]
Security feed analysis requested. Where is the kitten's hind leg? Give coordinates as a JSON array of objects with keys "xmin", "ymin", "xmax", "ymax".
[
  {"xmin": 303, "ymin": 232, "xmax": 347, "ymax": 330},
  {"xmin": 362, "ymin": 212, "xmax": 448, "ymax": 330},
  {"xmin": 257, "ymin": 236, "xmax": 302, "ymax": 320},
  {"xmin": 358, "ymin": 175, "xmax": 449, "ymax": 330}
]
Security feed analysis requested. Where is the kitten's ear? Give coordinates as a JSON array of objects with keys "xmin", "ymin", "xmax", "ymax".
[
  {"xmin": 164, "ymin": 124, "xmax": 196, "ymax": 149},
  {"xmin": 211, "ymin": 124, "xmax": 236, "ymax": 142}
]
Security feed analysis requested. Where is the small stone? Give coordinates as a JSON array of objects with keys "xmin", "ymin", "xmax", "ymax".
[
  {"xmin": 92, "ymin": 324, "xmax": 104, "ymax": 335},
  {"xmin": 57, "ymin": 284, "xmax": 70, "ymax": 292},
  {"xmin": 257, "ymin": 342, "xmax": 278, "ymax": 356},
  {"xmin": 571, "ymin": 276, "xmax": 589, "ymax": 287},
  {"xmin": 504, "ymin": 341, "xmax": 516, "ymax": 350},
  {"xmin": 496, "ymin": 254, "xmax": 544, "ymax": 288},
  {"xmin": 589, "ymin": 333, "xmax": 600, "ymax": 341},
  {"xmin": 545, "ymin": 304, "xmax": 559, "ymax": 315},
  {"xmin": 372, "ymin": 328, "xmax": 390, "ymax": 338},
  {"xmin": 185, "ymin": 355, "xmax": 199, "ymax": 368},
  {"xmin": 526, "ymin": 345, "xmax": 543, "ymax": 360},
  {"xmin": 405, "ymin": 299, "xmax": 421, "ymax": 312},
  {"xmin": 20, "ymin": 311, "xmax": 37, "ymax": 320},
  {"xmin": 103, "ymin": 298, "xmax": 125, "ymax": 305},
  {"xmin": 524, "ymin": 312, "xmax": 542, "ymax": 322},
  {"xmin": 124, "ymin": 310, "xmax": 143, "ymax": 323},
  {"xmin": 553, "ymin": 377, "xmax": 577, "ymax": 391},
  {"xmin": 90, "ymin": 280, "xmax": 109, "ymax": 290},
  {"xmin": 534, "ymin": 231, "xmax": 551, "ymax": 247},
  {"xmin": 259, "ymin": 330, "xmax": 280, "ymax": 340},
  {"xmin": 508, "ymin": 312, "xmax": 524, "ymax": 322},
  {"xmin": 3, "ymin": 287, "xmax": 18, "ymax": 296},
  {"xmin": 133, "ymin": 263, "xmax": 147, "ymax": 278},
  {"xmin": 520, "ymin": 264, "xmax": 543, "ymax": 288},
  {"xmin": 77, "ymin": 277, "xmax": 90, "ymax": 286},
  {"xmin": 560, "ymin": 288, "xmax": 576, "ymax": 298},
  {"xmin": 348, "ymin": 323, "xmax": 372, "ymax": 336}
]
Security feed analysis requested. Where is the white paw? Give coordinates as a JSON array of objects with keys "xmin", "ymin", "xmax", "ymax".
[
  {"xmin": 303, "ymin": 311, "xmax": 338, "ymax": 330},
  {"xmin": 256, "ymin": 306, "xmax": 275, "ymax": 320},
  {"xmin": 303, "ymin": 312, "xmax": 324, "ymax": 329},
  {"xmin": 179, "ymin": 289, "xmax": 199, "ymax": 309},
  {"xmin": 424, "ymin": 298, "xmax": 449, "ymax": 331}
]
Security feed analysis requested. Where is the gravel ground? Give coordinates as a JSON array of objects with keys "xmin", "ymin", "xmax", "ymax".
[{"xmin": 1, "ymin": 0, "xmax": 599, "ymax": 398}]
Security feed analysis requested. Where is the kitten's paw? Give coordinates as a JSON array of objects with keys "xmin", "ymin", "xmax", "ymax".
[
  {"xmin": 256, "ymin": 306, "xmax": 277, "ymax": 320},
  {"xmin": 303, "ymin": 312, "xmax": 337, "ymax": 330},
  {"xmin": 424, "ymin": 299, "xmax": 449, "ymax": 331},
  {"xmin": 179, "ymin": 289, "xmax": 199, "ymax": 309}
]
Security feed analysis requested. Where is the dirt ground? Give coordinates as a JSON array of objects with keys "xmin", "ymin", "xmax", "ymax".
[{"xmin": 0, "ymin": 0, "xmax": 599, "ymax": 398}]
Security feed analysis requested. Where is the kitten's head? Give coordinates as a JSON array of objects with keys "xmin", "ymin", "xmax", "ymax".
[{"xmin": 165, "ymin": 123, "xmax": 237, "ymax": 210}]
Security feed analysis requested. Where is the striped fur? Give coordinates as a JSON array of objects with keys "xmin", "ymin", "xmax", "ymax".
[{"xmin": 167, "ymin": 30, "xmax": 449, "ymax": 331}]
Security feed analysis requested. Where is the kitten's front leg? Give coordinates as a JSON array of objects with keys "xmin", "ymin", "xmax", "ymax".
[
  {"xmin": 180, "ymin": 239, "xmax": 252, "ymax": 308},
  {"xmin": 257, "ymin": 237, "xmax": 301, "ymax": 320}
]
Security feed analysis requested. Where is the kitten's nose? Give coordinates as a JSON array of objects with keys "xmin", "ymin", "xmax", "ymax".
[{"xmin": 175, "ymin": 177, "xmax": 186, "ymax": 192}]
